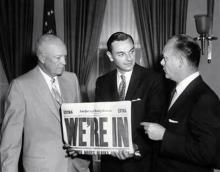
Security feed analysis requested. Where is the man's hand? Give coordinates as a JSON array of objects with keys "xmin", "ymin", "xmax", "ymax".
[
  {"xmin": 63, "ymin": 144, "xmax": 78, "ymax": 158},
  {"xmin": 111, "ymin": 150, "xmax": 134, "ymax": 160},
  {"xmin": 140, "ymin": 122, "xmax": 165, "ymax": 140},
  {"xmin": 111, "ymin": 143, "xmax": 140, "ymax": 160}
]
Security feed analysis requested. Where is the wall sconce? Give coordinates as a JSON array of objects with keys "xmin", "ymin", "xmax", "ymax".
[{"xmin": 194, "ymin": 15, "xmax": 217, "ymax": 63}]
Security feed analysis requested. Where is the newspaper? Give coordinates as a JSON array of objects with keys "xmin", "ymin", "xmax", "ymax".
[{"xmin": 61, "ymin": 101, "xmax": 134, "ymax": 155}]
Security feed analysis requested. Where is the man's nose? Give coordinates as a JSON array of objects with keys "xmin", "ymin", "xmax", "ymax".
[
  {"xmin": 126, "ymin": 53, "xmax": 133, "ymax": 61},
  {"xmin": 160, "ymin": 59, "xmax": 165, "ymax": 66},
  {"xmin": 60, "ymin": 56, "xmax": 66, "ymax": 65}
]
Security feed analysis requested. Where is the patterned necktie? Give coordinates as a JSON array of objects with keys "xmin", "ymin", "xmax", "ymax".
[
  {"xmin": 51, "ymin": 77, "xmax": 63, "ymax": 105},
  {"xmin": 119, "ymin": 74, "xmax": 126, "ymax": 100}
]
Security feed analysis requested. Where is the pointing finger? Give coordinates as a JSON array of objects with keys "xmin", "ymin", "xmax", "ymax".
[{"xmin": 140, "ymin": 122, "xmax": 150, "ymax": 127}]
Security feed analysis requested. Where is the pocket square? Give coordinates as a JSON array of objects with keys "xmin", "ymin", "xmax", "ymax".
[
  {"xmin": 168, "ymin": 119, "xmax": 178, "ymax": 123},
  {"xmin": 132, "ymin": 98, "xmax": 141, "ymax": 102}
]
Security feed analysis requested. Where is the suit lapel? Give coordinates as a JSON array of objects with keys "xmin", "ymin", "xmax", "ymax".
[
  {"xmin": 33, "ymin": 67, "xmax": 61, "ymax": 121},
  {"xmin": 109, "ymin": 71, "xmax": 120, "ymax": 100},
  {"xmin": 168, "ymin": 76, "xmax": 202, "ymax": 114},
  {"xmin": 126, "ymin": 64, "xmax": 141, "ymax": 100},
  {"xmin": 58, "ymin": 76, "xmax": 68, "ymax": 103},
  {"xmin": 57, "ymin": 75, "xmax": 78, "ymax": 103}
]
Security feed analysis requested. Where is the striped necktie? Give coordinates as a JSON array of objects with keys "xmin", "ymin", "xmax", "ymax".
[
  {"xmin": 119, "ymin": 74, "xmax": 126, "ymax": 100},
  {"xmin": 51, "ymin": 77, "xmax": 63, "ymax": 105}
]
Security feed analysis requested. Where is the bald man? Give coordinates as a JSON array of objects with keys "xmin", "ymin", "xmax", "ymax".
[{"xmin": 0, "ymin": 34, "xmax": 90, "ymax": 172}]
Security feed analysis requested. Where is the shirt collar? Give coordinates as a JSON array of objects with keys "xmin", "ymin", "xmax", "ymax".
[
  {"xmin": 175, "ymin": 71, "xmax": 200, "ymax": 95},
  {"xmin": 38, "ymin": 66, "xmax": 59, "ymax": 90},
  {"xmin": 39, "ymin": 66, "xmax": 57, "ymax": 80},
  {"xmin": 117, "ymin": 70, "xmax": 133, "ymax": 79}
]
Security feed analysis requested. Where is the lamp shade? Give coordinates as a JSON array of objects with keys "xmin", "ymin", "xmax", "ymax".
[{"xmin": 194, "ymin": 15, "xmax": 210, "ymax": 35}]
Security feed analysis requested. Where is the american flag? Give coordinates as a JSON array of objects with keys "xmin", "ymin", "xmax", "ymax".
[{"xmin": 43, "ymin": 0, "xmax": 56, "ymax": 35}]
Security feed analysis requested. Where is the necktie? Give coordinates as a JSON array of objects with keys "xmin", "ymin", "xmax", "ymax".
[
  {"xmin": 119, "ymin": 74, "xmax": 126, "ymax": 100},
  {"xmin": 51, "ymin": 78, "xmax": 63, "ymax": 105},
  {"xmin": 168, "ymin": 88, "xmax": 176, "ymax": 109}
]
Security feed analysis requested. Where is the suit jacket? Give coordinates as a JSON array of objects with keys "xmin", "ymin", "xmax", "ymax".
[
  {"xmin": 155, "ymin": 76, "xmax": 220, "ymax": 172},
  {"xmin": 0, "ymin": 66, "xmax": 90, "ymax": 172},
  {"xmin": 95, "ymin": 64, "xmax": 167, "ymax": 172}
]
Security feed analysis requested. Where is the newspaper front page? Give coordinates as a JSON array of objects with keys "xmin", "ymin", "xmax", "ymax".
[{"xmin": 61, "ymin": 101, "xmax": 134, "ymax": 155}]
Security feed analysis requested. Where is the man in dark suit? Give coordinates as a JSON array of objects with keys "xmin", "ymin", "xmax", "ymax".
[
  {"xmin": 95, "ymin": 32, "xmax": 167, "ymax": 172},
  {"xmin": 141, "ymin": 34, "xmax": 220, "ymax": 172},
  {"xmin": 0, "ymin": 34, "xmax": 90, "ymax": 172}
]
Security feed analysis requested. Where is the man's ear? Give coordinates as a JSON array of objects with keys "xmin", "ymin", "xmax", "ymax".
[
  {"xmin": 38, "ymin": 54, "xmax": 46, "ymax": 64},
  {"xmin": 106, "ymin": 51, "xmax": 114, "ymax": 62},
  {"xmin": 178, "ymin": 55, "xmax": 185, "ymax": 68}
]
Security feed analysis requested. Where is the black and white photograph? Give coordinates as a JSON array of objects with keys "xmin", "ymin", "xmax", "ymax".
[{"xmin": 0, "ymin": 0, "xmax": 220, "ymax": 172}]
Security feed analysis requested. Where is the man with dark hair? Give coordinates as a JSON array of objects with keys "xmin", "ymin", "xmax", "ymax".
[
  {"xmin": 141, "ymin": 34, "xmax": 220, "ymax": 172},
  {"xmin": 95, "ymin": 32, "xmax": 167, "ymax": 172},
  {"xmin": 0, "ymin": 34, "xmax": 90, "ymax": 172}
]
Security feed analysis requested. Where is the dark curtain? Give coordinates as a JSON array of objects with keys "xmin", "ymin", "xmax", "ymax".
[
  {"xmin": 0, "ymin": 0, "xmax": 34, "ymax": 82},
  {"xmin": 64, "ymin": 0, "xmax": 106, "ymax": 100},
  {"xmin": 132, "ymin": 0, "xmax": 188, "ymax": 69}
]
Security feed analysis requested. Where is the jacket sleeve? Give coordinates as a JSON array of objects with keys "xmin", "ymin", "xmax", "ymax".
[{"xmin": 0, "ymin": 80, "xmax": 25, "ymax": 172}]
